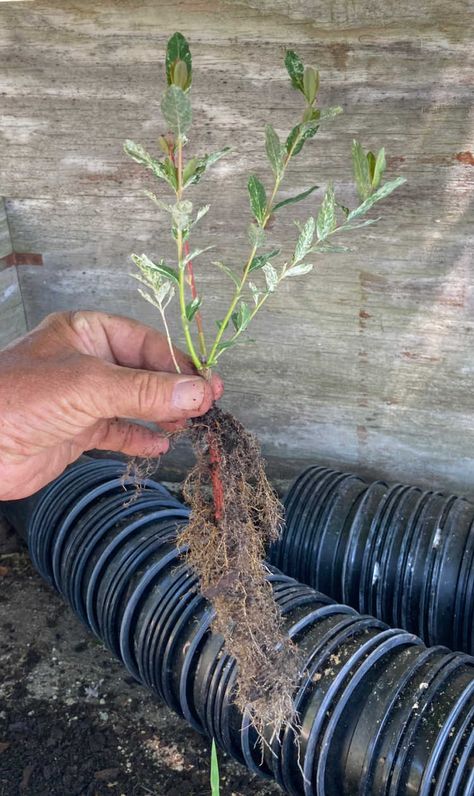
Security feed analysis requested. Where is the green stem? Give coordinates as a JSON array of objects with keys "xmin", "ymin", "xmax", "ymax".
[
  {"xmin": 213, "ymin": 293, "xmax": 269, "ymax": 361},
  {"xmin": 207, "ymin": 241, "xmax": 259, "ymax": 366},
  {"xmin": 175, "ymin": 137, "xmax": 205, "ymax": 372},
  {"xmin": 206, "ymin": 175, "xmax": 284, "ymax": 366},
  {"xmin": 206, "ymin": 120, "xmax": 306, "ymax": 366}
]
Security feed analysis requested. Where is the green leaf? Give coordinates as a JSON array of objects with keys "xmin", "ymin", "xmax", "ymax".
[
  {"xmin": 142, "ymin": 190, "xmax": 172, "ymax": 212},
  {"xmin": 248, "ymin": 223, "xmax": 266, "ymax": 248},
  {"xmin": 166, "ymin": 32, "xmax": 192, "ymax": 91},
  {"xmin": 347, "ymin": 176, "xmax": 406, "ymax": 220},
  {"xmin": 373, "ymin": 147, "xmax": 386, "ymax": 189},
  {"xmin": 184, "ymin": 147, "xmax": 233, "ymax": 186},
  {"xmin": 302, "ymin": 106, "xmax": 320, "ymax": 123},
  {"xmin": 132, "ymin": 253, "xmax": 179, "ymax": 284},
  {"xmin": 248, "ymin": 175, "xmax": 267, "ymax": 225},
  {"xmin": 284, "ymin": 262, "xmax": 314, "ymax": 277},
  {"xmin": 318, "ymin": 106, "xmax": 344, "ymax": 123},
  {"xmin": 183, "ymin": 245, "xmax": 213, "ymax": 265},
  {"xmin": 156, "ymin": 281, "xmax": 174, "ymax": 305},
  {"xmin": 336, "ymin": 201, "xmax": 350, "ymax": 218},
  {"xmin": 248, "ymin": 281, "xmax": 261, "ymax": 306},
  {"xmin": 210, "ymin": 739, "xmax": 220, "ymax": 796},
  {"xmin": 162, "ymin": 157, "xmax": 178, "ymax": 189},
  {"xmin": 314, "ymin": 243, "xmax": 351, "ymax": 252},
  {"xmin": 367, "ymin": 151, "xmax": 376, "ymax": 182},
  {"xmin": 285, "ymin": 50, "xmax": 304, "ymax": 92},
  {"xmin": 124, "ymin": 140, "xmax": 152, "ymax": 167},
  {"xmin": 272, "ymin": 185, "xmax": 319, "ymax": 212},
  {"xmin": 215, "ymin": 318, "xmax": 229, "ymax": 331},
  {"xmin": 124, "ymin": 140, "xmax": 176, "ymax": 186},
  {"xmin": 213, "ymin": 261, "xmax": 240, "ymax": 287},
  {"xmin": 182, "ymin": 157, "xmax": 198, "ymax": 185},
  {"xmin": 215, "ymin": 338, "xmax": 239, "ymax": 354},
  {"xmin": 137, "ymin": 287, "xmax": 160, "ymax": 310},
  {"xmin": 171, "ymin": 200, "xmax": 193, "ymax": 231},
  {"xmin": 161, "ymin": 86, "xmax": 192, "ymax": 137},
  {"xmin": 316, "ymin": 183, "xmax": 337, "ymax": 241},
  {"xmin": 185, "ymin": 296, "xmax": 202, "ymax": 321},
  {"xmin": 192, "ymin": 205, "xmax": 210, "ymax": 226},
  {"xmin": 294, "ymin": 217, "xmax": 315, "ymax": 262},
  {"xmin": 286, "ymin": 121, "xmax": 319, "ymax": 157},
  {"xmin": 249, "ymin": 248, "xmax": 280, "ymax": 272},
  {"xmin": 303, "ymin": 66, "xmax": 319, "ymax": 104},
  {"xmin": 135, "ymin": 279, "xmax": 175, "ymax": 311},
  {"xmin": 231, "ymin": 301, "xmax": 251, "ymax": 332},
  {"xmin": 262, "ymin": 262, "xmax": 278, "ymax": 292},
  {"xmin": 205, "ymin": 147, "xmax": 233, "ymax": 168},
  {"xmin": 352, "ymin": 140, "xmax": 372, "ymax": 202},
  {"xmin": 265, "ymin": 124, "xmax": 284, "ymax": 178},
  {"xmin": 339, "ymin": 218, "xmax": 380, "ymax": 231}
]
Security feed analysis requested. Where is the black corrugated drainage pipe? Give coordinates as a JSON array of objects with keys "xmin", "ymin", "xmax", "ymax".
[
  {"xmin": 2, "ymin": 458, "xmax": 474, "ymax": 795},
  {"xmin": 269, "ymin": 466, "xmax": 474, "ymax": 655}
]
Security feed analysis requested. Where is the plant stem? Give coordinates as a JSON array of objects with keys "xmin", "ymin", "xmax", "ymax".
[
  {"xmin": 183, "ymin": 239, "xmax": 208, "ymax": 362},
  {"xmin": 159, "ymin": 306, "xmax": 182, "ymax": 374},
  {"xmin": 177, "ymin": 226, "xmax": 202, "ymax": 372},
  {"xmin": 174, "ymin": 137, "xmax": 208, "ymax": 370},
  {"xmin": 207, "ymin": 174, "xmax": 284, "ymax": 365},
  {"xmin": 206, "ymin": 117, "xmax": 313, "ymax": 365}
]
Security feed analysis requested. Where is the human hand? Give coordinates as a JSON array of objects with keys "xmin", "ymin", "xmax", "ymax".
[{"xmin": 0, "ymin": 311, "xmax": 223, "ymax": 500}]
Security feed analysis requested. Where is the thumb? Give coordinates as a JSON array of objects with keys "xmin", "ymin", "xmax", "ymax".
[{"xmin": 91, "ymin": 362, "xmax": 215, "ymax": 424}]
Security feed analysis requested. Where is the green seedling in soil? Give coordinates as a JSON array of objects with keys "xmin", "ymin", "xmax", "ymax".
[
  {"xmin": 210, "ymin": 739, "xmax": 220, "ymax": 796},
  {"xmin": 124, "ymin": 32, "xmax": 406, "ymax": 731}
]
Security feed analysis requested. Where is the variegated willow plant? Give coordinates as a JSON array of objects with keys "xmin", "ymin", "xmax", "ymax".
[
  {"xmin": 124, "ymin": 33, "xmax": 405, "ymax": 375},
  {"xmin": 123, "ymin": 32, "xmax": 406, "ymax": 729}
]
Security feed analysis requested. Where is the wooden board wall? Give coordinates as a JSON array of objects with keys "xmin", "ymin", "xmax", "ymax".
[
  {"xmin": 1, "ymin": 0, "xmax": 473, "ymax": 494},
  {"xmin": 0, "ymin": 198, "xmax": 27, "ymax": 347}
]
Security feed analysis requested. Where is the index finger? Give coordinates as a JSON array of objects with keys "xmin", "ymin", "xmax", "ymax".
[{"xmin": 68, "ymin": 311, "xmax": 195, "ymax": 374}]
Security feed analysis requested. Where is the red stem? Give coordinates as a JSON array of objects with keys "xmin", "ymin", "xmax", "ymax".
[{"xmin": 209, "ymin": 435, "xmax": 224, "ymax": 522}]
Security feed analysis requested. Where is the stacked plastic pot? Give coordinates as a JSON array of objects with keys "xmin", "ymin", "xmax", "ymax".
[
  {"xmin": 270, "ymin": 466, "xmax": 474, "ymax": 655},
  {"xmin": 2, "ymin": 457, "xmax": 474, "ymax": 795}
]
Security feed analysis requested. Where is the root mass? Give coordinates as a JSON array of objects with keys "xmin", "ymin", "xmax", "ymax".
[{"xmin": 179, "ymin": 405, "xmax": 300, "ymax": 730}]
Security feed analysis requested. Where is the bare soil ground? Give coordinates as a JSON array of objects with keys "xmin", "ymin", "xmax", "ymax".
[{"xmin": 0, "ymin": 518, "xmax": 281, "ymax": 796}]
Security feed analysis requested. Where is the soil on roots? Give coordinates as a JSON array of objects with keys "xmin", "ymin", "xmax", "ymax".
[{"xmin": 179, "ymin": 405, "xmax": 301, "ymax": 732}]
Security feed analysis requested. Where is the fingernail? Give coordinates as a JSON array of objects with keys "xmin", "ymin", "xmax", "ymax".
[{"xmin": 172, "ymin": 377, "xmax": 205, "ymax": 410}]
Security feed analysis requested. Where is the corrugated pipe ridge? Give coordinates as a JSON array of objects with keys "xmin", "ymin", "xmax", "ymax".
[
  {"xmin": 2, "ymin": 458, "xmax": 474, "ymax": 795},
  {"xmin": 270, "ymin": 466, "xmax": 474, "ymax": 655}
]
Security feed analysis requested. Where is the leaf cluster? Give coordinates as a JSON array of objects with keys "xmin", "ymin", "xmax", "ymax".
[{"xmin": 124, "ymin": 32, "xmax": 406, "ymax": 371}]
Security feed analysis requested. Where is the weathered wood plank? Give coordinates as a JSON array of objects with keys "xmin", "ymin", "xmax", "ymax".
[
  {"xmin": 0, "ymin": 267, "xmax": 27, "ymax": 349},
  {"xmin": 0, "ymin": 197, "xmax": 15, "ymax": 264},
  {"xmin": 0, "ymin": 0, "xmax": 473, "ymax": 495}
]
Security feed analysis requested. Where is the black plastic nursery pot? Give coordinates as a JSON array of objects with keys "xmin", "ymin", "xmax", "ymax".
[
  {"xmin": 271, "ymin": 465, "xmax": 474, "ymax": 655},
  {"xmin": 2, "ymin": 457, "xmax": 474, "ymax": 795}
]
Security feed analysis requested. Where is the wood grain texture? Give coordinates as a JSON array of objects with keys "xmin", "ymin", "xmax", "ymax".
[
  {"xmin": 1, "ymin": 0, "xmax": 473, "ymax": 495},
  {"xmin": 0, "ymin": 197, "xmax": 15, "ymax": 264},
  {"xmin": 0, "ymin": 267, "xmax": 27, "ymax": 349}
]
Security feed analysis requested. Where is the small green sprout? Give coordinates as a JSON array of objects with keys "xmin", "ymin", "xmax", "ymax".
[{"xmin": 210, "ymin": 739, "xmax": 220, "ymax": 796}]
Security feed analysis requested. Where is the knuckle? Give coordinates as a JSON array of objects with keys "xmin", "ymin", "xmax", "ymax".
[
  {"xmin": 134, "ymin": 371, "xmax": 165, "ymax": 416},
  {"xmin": 39, "ymin": 311, "xmax": 68, "ymax": 333},
  {"xmin": 67, "ymin": 310, "xmax": 97, "ymax": 341},
  {"xmin": 43, "ymin": 310, "xmax": 66, "ymax": 325}
]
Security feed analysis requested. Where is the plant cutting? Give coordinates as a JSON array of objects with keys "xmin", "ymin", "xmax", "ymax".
[{"xmin": 124, "ymin": 32, "xmax": 405, "ymax": 730}]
